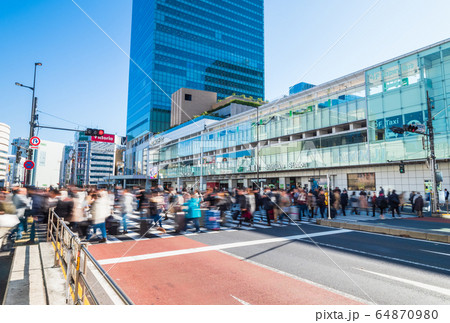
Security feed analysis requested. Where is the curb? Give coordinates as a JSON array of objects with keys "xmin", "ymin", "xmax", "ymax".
[{"xmin": 317, "ymin": 219, "xmax": 450, "ymax": 243}]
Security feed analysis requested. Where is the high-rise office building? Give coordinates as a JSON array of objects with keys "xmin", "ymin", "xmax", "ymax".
[
  {"xmin": 0, "ymin": 122, "xmax": 10, "ymax": 187},
  {"xmin": 126, "ymin": 0, "xmax": 265, "ymax": 140}
]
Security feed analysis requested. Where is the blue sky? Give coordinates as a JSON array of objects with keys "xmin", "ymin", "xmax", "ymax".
[{"xmin": 1, "ymin": 0, "xmax": 450, "ymax": 147}]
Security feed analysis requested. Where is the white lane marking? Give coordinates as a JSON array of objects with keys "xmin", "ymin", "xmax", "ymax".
[
  {"xmin": 230, "ymin": 294, "xmax": 251, "ymax": 305},
  {"xmin": 301, "ymin": 240, "xmax": 450, "ymax": 273},
  {"xmin": 420, "ymin": 249, "xmax": 450, "ymax": 257},
  {"xmin": 106, "ymin": 235, "xmax": 122, "ymax": 244},
  {"xmin": 220, "ymin": 250, "xmax": 371, "ymax": 305},
  {"xmin": 98, "ymin": 229, "xmax": 350, "ymax": 265},
  {"xmin": 356, "ymin": 268, "xmax": 450, "ymax": 297}
]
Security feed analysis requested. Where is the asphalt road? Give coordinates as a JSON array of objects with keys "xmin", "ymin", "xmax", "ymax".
[
  {"xmin": 184, "ymin": 223, "xmax": 450, "ymax": 305},
  {"xmin": 88, "ymin": 216, "xmax": 450, "ymax": 305}
]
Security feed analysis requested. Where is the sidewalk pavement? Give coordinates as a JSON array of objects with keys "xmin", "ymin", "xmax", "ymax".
[
  {"xmin": 315, "ymin": 210, "xmax": 450, "ymax": 243},
  {"xmin": 2, "ymin": 222, "xmax": 66, "ymax": 305}
]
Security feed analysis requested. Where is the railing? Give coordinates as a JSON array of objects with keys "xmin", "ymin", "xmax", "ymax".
[{"xmin": 46, "ymin": 208, "xmax": 133, "ymax": 305}]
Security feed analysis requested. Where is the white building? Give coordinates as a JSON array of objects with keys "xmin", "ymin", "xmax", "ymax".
[
  {"xmin": 31, "ymin": 139, "xmax": 65, "ymax": 188},
  {"xmin": 0, "ymin": 122, "xmax": 11, "ymax": 187},
  {"xmin": 74, "ymin": 133, "xmax": 124, "ymax": 187}
]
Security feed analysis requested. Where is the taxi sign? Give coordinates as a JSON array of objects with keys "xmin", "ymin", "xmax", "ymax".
[
  {"xmin": 30, "ymin": 136, "xmax": 41, "ymax": 147},
  {"xmin": 24, "ymin": 160, "xmax": 35, "ymax": 170}
]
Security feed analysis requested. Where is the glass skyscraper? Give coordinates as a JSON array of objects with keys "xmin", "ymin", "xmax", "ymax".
[{"xmin": 126, "ymin": 0, "xmax": 265, "ymax": 140}]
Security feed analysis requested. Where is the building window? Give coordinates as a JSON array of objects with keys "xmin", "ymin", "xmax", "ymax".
[{"xmin": 185, "ymin": 94, "xmax": 192, "ymax": 101}]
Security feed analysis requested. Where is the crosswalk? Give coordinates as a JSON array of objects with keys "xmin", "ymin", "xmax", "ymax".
[{"xmin": 93, "ymin": 211, "xmax": 311, "ymax": 244}]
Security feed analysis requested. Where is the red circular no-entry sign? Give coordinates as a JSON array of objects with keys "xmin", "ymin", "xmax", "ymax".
[{"xmin": 30, "ymin": 136, "xmax": 40, "ymax": 146}]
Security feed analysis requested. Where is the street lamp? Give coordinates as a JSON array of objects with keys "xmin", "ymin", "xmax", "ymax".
[{"xmin": 15, "ymin": 62, "xmax": 43, "ymax": 186}]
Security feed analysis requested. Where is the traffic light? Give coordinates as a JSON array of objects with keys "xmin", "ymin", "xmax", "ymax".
[
  {"xmin": 15, "ymin": 150, "xmax": 22, "ymax": 164},
  {"xmin": 399, "ymin": 163, "xmax": 405, "ymax": 174},
  {"xmin": 85, "ymin": 128, "xmax": 104, "ymax": 136},
  {"xmin": 405, "ymin": 124, "xmax": 418, "ymax": 132}
]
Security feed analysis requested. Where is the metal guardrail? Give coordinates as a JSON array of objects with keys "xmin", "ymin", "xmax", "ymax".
[{"xmin": 46, "ymin": 208, "xmax": 133, "ymax": 305}]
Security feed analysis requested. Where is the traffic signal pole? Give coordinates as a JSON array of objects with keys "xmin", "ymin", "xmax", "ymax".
[
  {"xmin": 26, "ymin": 97, "xmax": 38, "ymax": 186},
  {"xmin": 426, "ymin": 91, "xmax": 438, "ymax": 214}
]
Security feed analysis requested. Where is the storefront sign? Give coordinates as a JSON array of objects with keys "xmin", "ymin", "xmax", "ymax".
[
  {"xmin": 264, "ymin": 162, "xmax": 306, "ymax": 171},
  {"xmin": 149, "ymin": 136, "xmax": 166, "ymax": 147},
  {"xmin": 91, "ymin": 134, "xmax": 115, "ymax": 143}
]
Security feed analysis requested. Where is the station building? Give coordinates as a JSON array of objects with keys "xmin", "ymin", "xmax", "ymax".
[{"xmin": 124, "ymin": 39, "xmax": 450, "ymax": 196}]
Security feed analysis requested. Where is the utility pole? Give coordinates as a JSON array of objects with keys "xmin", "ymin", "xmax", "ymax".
[
  {"xmin": 26, "ymin": 63, "xmax": 42, "ymax": 186},
  {"xmin": 26, "ymin": 96, "xmax": 38, "ymax": 186},
  {"xmin": 426, "ymin": 91, "xmax": 438, "ymax": 214}
]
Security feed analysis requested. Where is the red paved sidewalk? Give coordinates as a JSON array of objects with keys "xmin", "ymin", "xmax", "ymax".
[{"xmin": 89, "ymin": 237, "xmax": 363, "ymax": 305}]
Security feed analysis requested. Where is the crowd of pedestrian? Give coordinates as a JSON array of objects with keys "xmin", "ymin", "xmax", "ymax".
[{"xmin": 0, "ymin": 183, "xmax": 441, "ymax": 247}]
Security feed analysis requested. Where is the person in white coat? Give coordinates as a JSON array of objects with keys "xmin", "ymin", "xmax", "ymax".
[
  {"xmin": 120, "ymin": 188, "xmax": 134, "ymax": 234},
  {"xmin": 87, "ymin": 190, "xmax": 109, "ymax": 243}
]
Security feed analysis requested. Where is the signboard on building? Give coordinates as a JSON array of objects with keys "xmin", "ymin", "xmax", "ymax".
[
  {"xmin": 91, "ymin": 134, "xmax": 115, "ymax": 143},
  {"xmin": 347, "ymin": 173, "xmax": 376, "ymax": 191},
  {"xmin": 149, "ymin": 167, "xmax": 158, "ymax": 179}
]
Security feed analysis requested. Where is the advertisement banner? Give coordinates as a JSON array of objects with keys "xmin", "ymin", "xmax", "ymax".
[
  {"xmin": 91, "ymin": 134, "xmax": 115, "ymax": 143},
  {"xmin": 385, "ymin": 115, "xmax": 403, "ymax": 139},
  {"xmin": 149, "ymin": 167, "xmax": 158, "ymax": 179},
  {"xmin": 347, "ymin": 173, "xmax": 376, "ymax": 191}
]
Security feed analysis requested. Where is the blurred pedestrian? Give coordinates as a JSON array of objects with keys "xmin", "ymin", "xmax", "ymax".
[
  {"xmin": 316, "ymin": 190, "xmax": 326, "ymax": 218},
  {"xmin": 350, "ymin": 192, "xmax": 359, "ymax": 215},
  {"xmin": 388, "ymin": 189, "xmax": 401, "ymax": 217},
  {"xmin": 9, "ymin": 188, "xmax": 31, "ymax": 240},
  {"xmin": 86, "ymin": 190, "xmax": 109, "ymax": 243},
  {"xmin": 371, "ymin": 192, "xmax": 377, "ymax": 217},
  {"xmin": 340, "ymin": 189, "xmax": 348, "ymax": 216},
  {"xmin": 183, "ymin": 193, "xmax": 201, "ymax": 233},
  {"xmin": 307, "ymin": 191, "xmax": 316, "ymax": 219},
  {"xmin": 376, "ymin": 192, "xmax": 388, "ymax": 219},
  {"xmin": 359, "ymin": 190, "xmax": 369, "ymax": 216},
  {"xmin": 277, "ymin": 190, "xmax": 291, "ymax": 224},
  {"xmin": 414, "ymin": 192, "xmax": 425, "ymax": 218},
  {"xmin": 120, "ymin": 188, "xmax": 134, "ymax": 234}
]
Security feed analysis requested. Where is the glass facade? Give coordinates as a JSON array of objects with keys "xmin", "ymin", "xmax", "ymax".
[
  {"xmin": 142, "ymin": 74, "xmax": 369, "ymax": 179},
  {"xmin": 367, "ymin": 41, "xmax": 450, "ymax": 163},
  {"xmin": 126, "ymin": 0, "xmax": 265, "ymax": 140},
  {"xmin": 126, "ymin": 39, "xmax": 450, "ymax": 187}
]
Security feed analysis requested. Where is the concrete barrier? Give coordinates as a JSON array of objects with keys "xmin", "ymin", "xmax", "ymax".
[
  {"xmin": 426, "ymin": 233, "xmax": 449, "ymax": 243},
  {"xmin": 316, "ymin": 220, "xmax": 449, "ymax": 243},
  {"xmin": 345, "ymin": 223, "xmax": 361, "ymax": 231},
  {"xmin": 407, "ymin": 231, "xmax": 427, "ymax": 240},
  {"xmin": 371, "ymin": 226, "xmax": 390, "ymax": 234}
]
